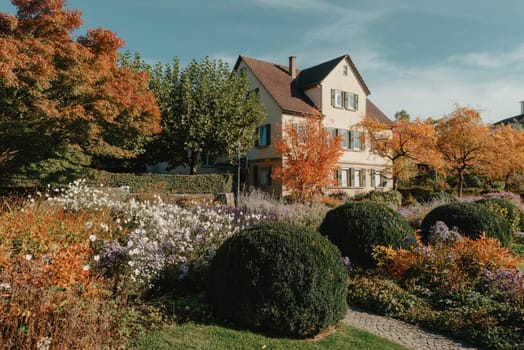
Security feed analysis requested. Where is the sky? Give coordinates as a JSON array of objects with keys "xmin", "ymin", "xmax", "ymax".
[{"xmin": 2, "ymin": 0, "xmax": 524, "ymax": 123}]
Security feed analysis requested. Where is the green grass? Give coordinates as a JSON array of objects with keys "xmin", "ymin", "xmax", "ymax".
[{"xmin": 131, "ymin": 323, "xmax": 408, "ymax": 350}]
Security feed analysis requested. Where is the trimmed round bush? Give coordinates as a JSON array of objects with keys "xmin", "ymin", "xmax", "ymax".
[
  {"xmin": 475, "ymin": 198, "xmax": 522, "ymax": 234},
  {"xmin": 420, "ymin": 202, "xmax": 511, "ymax": 246},
  {"xmin": 207, "ymin": 222, "xmax": 347, "ymax": 338},
  {"xmin": 318, "ymin": 201, "xmax": 414, "ymax": 268}
]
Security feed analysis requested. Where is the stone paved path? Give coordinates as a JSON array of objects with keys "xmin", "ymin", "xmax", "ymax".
[{"xmin": 343, "ymin": 307, "xmax": 478, "ymax": 350}]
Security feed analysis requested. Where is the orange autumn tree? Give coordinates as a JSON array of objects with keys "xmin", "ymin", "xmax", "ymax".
[
  {"xmin": 436, "ymin": 106, "xmax": 493, "ymax": 197},
  {"xmin": 360, "ymin": 116, "xmax": 441, "ymax": 189},
  {"xmin": 272, "ymin": 110, "xmax": 342, "ymax": 201},
  {"xmin": 487, "ymin": 124, "xmax": 524, "ymax": 191},
  {"xmin": 0, "ymin": 0, "xmax": 161, "ymax": 182}
]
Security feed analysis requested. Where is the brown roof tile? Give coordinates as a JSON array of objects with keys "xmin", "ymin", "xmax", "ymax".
[
  {"xmin": 235, "ymin": 55, "xmax": 316, "ymax": 114},
  {"xmin": 234, "ymin": 55, "xmax": 390, "ymax": 124},
  {"xmin": 366, "ymin": 99, "xmax": 393, "ymax": 125}
]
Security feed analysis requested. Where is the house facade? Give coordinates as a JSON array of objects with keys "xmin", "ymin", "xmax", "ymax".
[{"xmin": 233, "ymin": 54, "xmax": 393, "ymax": 197}]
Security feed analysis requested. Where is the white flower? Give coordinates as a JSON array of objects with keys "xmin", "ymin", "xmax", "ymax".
[
  {"xmin": 89, "ymin": 234, "xmax": 97, "ymax": 242},
  {"xmin": 85, "ymin": 221, "xmax": 93, "ymax": 229},
  {"xmin": 0, "ymin": 282, "xmax": 11, "ymax": 290},
  {"xmin": 25, "ymin": 254, "xmax": 32, "ymax": 261},
  {"xmin": 93, "ymin": 255, "xmax": 100, "ymax": 262},
  {"xmin": 83, "ymin": 265, "xmax": 90, "ymax": 271}
]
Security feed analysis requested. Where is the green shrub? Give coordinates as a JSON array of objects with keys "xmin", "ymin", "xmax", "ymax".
[
  {"xmin": 352, "ymin": 190, "xmax": 402, "ymax": 208},
  {"xmin": 207, "ymin": 222, "xmax": 347, "ymax": 337},
  {"xmin": 420, "ymin": 202, "xmax": 512, "ymax": 246},
  {"xmin": 318, "ymin": 202, "xmax": 414, "ymax": 268},
  {"xmin": 476, "ymin": 198, "xmax": 522, "ymax": 234},
  {"xmin": 89, "ymin": 171, "xmax": 232, "ymax": 194},
  {"xmin": 347, "ymin": 274, "xmax": 433, "ymax": 322}
]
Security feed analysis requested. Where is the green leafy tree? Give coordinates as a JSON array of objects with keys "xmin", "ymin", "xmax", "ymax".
[{"xmin": 146, "ymin": 57, "xmax": 265, "ymax": 174}]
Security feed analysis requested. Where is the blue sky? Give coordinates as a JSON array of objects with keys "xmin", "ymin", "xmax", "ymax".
[{"xmin": 2, "ymin": 0, "xmax": 524, "ymax": 122}]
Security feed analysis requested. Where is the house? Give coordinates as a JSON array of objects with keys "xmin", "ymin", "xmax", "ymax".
[
  {"xmin": 493, "ymin": 101, "xmax": 524, "ymax": 129},
  {"xmin": 233, "ymin": 54, "xmax": 393, "ymax": 197}
]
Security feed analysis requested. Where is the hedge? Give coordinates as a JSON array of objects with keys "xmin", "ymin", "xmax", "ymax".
[{"xmin": 88, "ymin": 172, "xmax": 232, "ymax": 194}]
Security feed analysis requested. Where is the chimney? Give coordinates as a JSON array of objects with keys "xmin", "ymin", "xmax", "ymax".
[
  {"xmin": 289, "ymin": 56, "xmax": 296, "ymax": 79},
  {"xmin": 521, "ymin": 100, "xmax": 524, "ymax": 114}
]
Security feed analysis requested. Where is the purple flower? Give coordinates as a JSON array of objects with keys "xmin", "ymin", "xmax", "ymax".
[{"xmin": 342, "ymin": 256, "xmax": 352, "ymax": 270}]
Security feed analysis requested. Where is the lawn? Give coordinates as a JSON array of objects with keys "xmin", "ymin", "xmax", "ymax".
[{"xmin": 131, "ymin": 323, "xmax": 408, "ymax": 350}]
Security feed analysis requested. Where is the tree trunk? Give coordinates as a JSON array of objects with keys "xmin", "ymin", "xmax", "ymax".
[
  {"xmin": 457, "ymin": 170, "xmax": 464, "ymax": 198},
  {"xmin": 188, "ymin": 151, "xmax": 199, "ymax": 175}
]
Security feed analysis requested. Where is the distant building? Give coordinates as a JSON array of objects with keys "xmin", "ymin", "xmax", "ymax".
[
  {"xmin": 493, "ymin": 101, "xmax": 524, "ymax": 129},
  {"xmin": 233, "ymin": 54, "xmax": 393, "ymax": 197}
]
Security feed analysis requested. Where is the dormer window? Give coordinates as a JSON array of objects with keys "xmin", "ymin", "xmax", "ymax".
[{"xmin": 343, "ymin": 65, "xmax": 348, "ymax": 76}]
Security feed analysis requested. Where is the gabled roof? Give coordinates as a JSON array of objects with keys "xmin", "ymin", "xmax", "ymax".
[
  {"xmin": 493, "ymin": 114, "xmax": 524, "ymax": 127},
  {"xmin": 233, "ymin": 54, "xmax": 389, "ymax": 123},
  {"xmin": 234, "ymin": 55, "xmax": 316, "ymax": 115},
  {"xmin": 299, "ymin": 54, "xmax": 371, "ymax": 96},
  {"xmin": 366, "ymin": 99, "xmax": 393, "ymax": 125}
]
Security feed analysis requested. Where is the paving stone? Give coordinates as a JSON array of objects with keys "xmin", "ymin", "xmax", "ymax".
[{"xmin": 343, "ymin": 307, "xmax": 477, "ymax": 350}]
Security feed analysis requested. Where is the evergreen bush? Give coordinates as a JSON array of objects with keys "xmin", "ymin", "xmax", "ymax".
[
  {"xmin": 318, "ymin": 202, "xmax": 414, "ymax": 268},
  {"xmin": 420, "ymin": 202, "xmax": 511, "ymax": 246},
  {"xmin": 353, "ymin": 190, "xmax": 403, "ymax": 208},
  {"xmin": 475, "ymin": 198, "xmax": 521, "ymax": 234},
  {"xmin": 207, "ymin": 222, "xmax": 347, "ymax": 337}
]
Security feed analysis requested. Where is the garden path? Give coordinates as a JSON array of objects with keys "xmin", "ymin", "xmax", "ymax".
[{"xmin": 343, "ymin": 307, "xmax": 478, "ymax": 350}]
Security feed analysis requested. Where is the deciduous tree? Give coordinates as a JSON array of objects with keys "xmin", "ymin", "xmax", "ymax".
[
  {"xmin": 271, "ymin": 110, "xmax": 342, "ymax": 201},
  {"xmin": 360, "ymin": 116, "xmax": 441, "ymax": 189},
  {"xmin": 0, "ymin": 0, "xmax": 161, "ymax": 183},
  {"xmin": 435, "ymin": 106, "xmax": 492, "ymax": 197},
  {"xmin": 144, "ymin": 57, "xmax": 264, "ymax": 174},
  {"xmin": 487, "ymin": 124, "xmax": 524, "ymax": 190}
]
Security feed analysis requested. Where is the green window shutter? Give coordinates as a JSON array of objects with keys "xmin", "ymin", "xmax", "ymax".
[
  {"xmin": 360, "ymin": 131, "xmax": 365, "ymax": 150},
  {"xmin": 268, "ymin": 166, "xmax": 272, "ymax": 186},
  {"xmin": 361, "ymin": 168, "xmax": 366, "ymax": 187},
  {"xmin": 342, "ymin": 91, "xmax": 347, "ymax": 108},
  {"xmin": 355, "ymin": 94, "xmax": 359, "ymax": 110},
  {"xmin": 371, "ymin": 169, "xmax": 376, "ymax": 187},
  {"xmin": 331, "ymin": 89, "xmax": 335, "ymax": 106},
  {"xmin": 266, "ymin": 124, "xmax": 271, "ymax": 145},
  {"xmin": 336, "ymin": 169, "xmax": 342, "ymax": 186},
  {"xmin": 349, "ymin": 168, "xmax": 355, "ymax": 187},
  {"xmin": 255, "ymin": 127, "xmax": 259, "ymax": 147}
]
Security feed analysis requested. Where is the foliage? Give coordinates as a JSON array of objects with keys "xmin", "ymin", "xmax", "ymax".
[
  {"xmin": 420, "ymin": 202, "xmax": 512, "ymax": 246},
  {"xmin": 372, "ymin": 236, "xmax": 522, "ymax": 306},
  {"xmin": 435, "ymin": 107, "xmax": 492, "ymax": 197},
  {"xmin": 131, "ymin": 323, "xmax": 409, "ymax": 350},
  {"xmin": 207, "ymin": 222, "xmax": 348, "ymax": 337},
  {"xmin": 426, "ymin": 191, "xmax": 457, "ymax": 203},
  {"xmin": 238, "ymin": 188, "xmax": 330, "ymax": 230},
  {"xmin": 476, "ymin": 197, "xmax": 522, "ymax": 234},
  {"xmin": 272, "ymin": 110, "xmax": 343, "ymax": 201},
  {"xmin": 140, "ymin": 56, "xmax": 265, "ymax": 174},
  {"xmin": 0, "ymin": 200, "xmax": 124, "ymax": 349},
  {"xmin": 488, "ymin": 124, "xmax": 524, "ymax": 189},
  {"xmin": 360, "ymin": 117, "xmax": 441, "ymax": 188},
  {"xmin": 318, "ymin": 201, "xmax": 414, "ymax": 268},
  {"xmin": 0, "ymin": 0, "xmax": 161, "ymax": 183},
  {"xmin": 352, "ymin": 189, "xmax": 403, "ymax": 208},
  {"xmin": 347, "ymin": 274, "xmax": 433, "ymax": 322},
  {"xmin": 90, "ymin": 171, "xmax": 233, "ymax": 194},
  {"xmin": 51, "ymin": 180, "xmax": 270, "ymax": 290}
]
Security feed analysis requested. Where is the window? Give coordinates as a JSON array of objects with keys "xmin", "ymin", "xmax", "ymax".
[
  {"xmin": 256, "ymin": 124, "xmax": 271, "ymax": 147},
  {"xmin": 331, "ymin": 89, "xmax": 343, "ymax": 108},
  {"xmin": 331, "ymin": 89, "xmax": 358, "ymax": 110},
  {"xmin": 349, "ymin": 168, "xmax": 366, "ymax": 188},
  {"xmin": 292, "ymin": 123, "xmax": 307, "ymax": 143},
  {"xmin": 340, "ymin": 168, "xmax": 349, "ymax": 187},
  {"xmin": 338, "ymin": 129, "xmax": 349, "ymax": 148},
  {"xmin": 350, "ymin": 131, "xmax": 362, "ymax": 150},
  {"xmin": 247, "ymin": 88, "xmax": 259, "ymax": 101},
  {"xmin": 343, "ymin": 92, "xmax": 358, "ymax": 110},
  {"xmin": 372, "ymin": 169, "xmax": 387, "ymax": 188},
  {"xmin": 326, "ymin": 127, "xmax": 337, "ymax": 141},
  {"xmin": 343, "ymin": 65, "xmax": 348, "ymax": 76},
  {"xmin": 256, "ymin": 166, "xmax": 272, "ymax": 186},
  {"xmin": 202, "ymin": 152, "xmax": 214, "ymax": 167}
]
